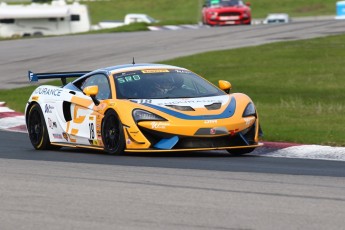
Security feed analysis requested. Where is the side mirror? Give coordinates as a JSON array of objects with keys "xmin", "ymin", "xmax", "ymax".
[
  {"xmin": 83, "ymin": 85, "xmax": 100, "ymax": 105},
  {"xmin": 218, "ymin": 80, "xmax": 232, "ymax": 94},
  {"xmin": 83, "ymin": 85, "xmax": 98, "ymax": 96}
]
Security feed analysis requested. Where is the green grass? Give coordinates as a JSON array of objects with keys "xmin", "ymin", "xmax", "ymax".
[
  {"xmin": 162, "ymin": 34, "xmax": 345, "ymax": 146},
  {"xmin": 84, "ymin": 0, "xmax": 335, "ymax": 25},
  {"xmin": 1, "ymin": 34, "xmax": 345, "ymax": 146},
  {"xmin": 86, "ymin": 0, "xmax": 200, "ymax": 25},
  {"xmin": 250, "ymin": 0, "xmax": 334, "ymax": 18}
]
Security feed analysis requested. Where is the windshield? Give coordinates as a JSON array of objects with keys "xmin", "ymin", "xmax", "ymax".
[
  {"xmin": 208, "ymin": 0, "xmax": 243, "ymax": 7},
  {"xmin": 113, "ymin": 69, "xmax": 225, "ymax": 99}
]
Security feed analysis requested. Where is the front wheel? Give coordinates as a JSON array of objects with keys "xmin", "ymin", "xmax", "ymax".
[
  {"xmin": 27, "ymin": 103, "xmax": 59, "ymax": 150},
  {"xmin": 101, "ymin": 110, "xmax": 125, "ymax": 154}
]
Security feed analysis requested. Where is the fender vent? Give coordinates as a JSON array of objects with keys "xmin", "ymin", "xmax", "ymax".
[
  {"xmin": 165, "ymin": 105, "xmax": 195, "ymax": 111},
  {"xmin": 63, "ymin": 101, "xmax": 72, "ymax": 122},
  {"xmin": 205, "ymin": 102, "xmax": 221, "ymax": 110}
]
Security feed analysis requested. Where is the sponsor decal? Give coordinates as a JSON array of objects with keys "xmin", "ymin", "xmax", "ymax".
[
  {"xmin": 204, "ymin": 120, "xmax": 218, "ymax": 124},
  {"xmin": 229, "ymin": 128, "xmax": 239, "ymax": 136},
  {"xmin": 210, "ymin": 128, "xmax": 216, "ymax": 135},
  {"xmin": 53, "ymin": 133, "xmax": 63, "ymax": 139},
  {"xmin": 151, "ymin": 122, "xmax": 170, "ymax": 129},
  {"xmin": 126, "ymin": 139, "xmax": 131, "ymax": 144},
  {"xmin": 117, "ymin": 75, "xmax": 141, "ymax": 84},
  {"xmin": 34, "ymin": 87, "xmax": 62, "ymax": 96},
  {"xmin": 131, "ymin": 99, "xmax": 153, "ymax": 104},
  {"xmin": 174, "ymin": 69, "xmax": 191, "ymax": 74},
  {"xmin": 62, "ymin": 132, "xmax": 69, "ymax": 141},
  {"xmin": 45, "ymin": 104, "xmax": 54, "ymax": 113},
  {"xmin": 48, "ymin": 118, "xmax": 57, "ymax": 129},
  {"xmin": 157, "ymin": 99, "xmax": 223, "ymax": 106},
  {"xmin": 141, "ymin": 69, "xmax": 169, "ymax": 73},
  {"xmin": 88, "ymin": 139, "xmax": 99, "ymax": 145},
  {"xmin": 29, "ymin": 72, "xmax": 34, "ymax": 81}
]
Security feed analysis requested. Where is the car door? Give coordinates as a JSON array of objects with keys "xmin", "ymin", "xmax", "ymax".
[{"xmin": 65, "ymin": 73, "xmax": 111, "ymax": 145}]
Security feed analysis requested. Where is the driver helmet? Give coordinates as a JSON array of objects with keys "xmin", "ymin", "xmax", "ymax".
[{"xmin": 154, "ymin": 75, "xmax": 183, "ymax": 94}]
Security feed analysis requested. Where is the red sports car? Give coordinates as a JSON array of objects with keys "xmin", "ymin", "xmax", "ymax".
[{"xmin": 202, "ymin": 0, "xmax": 251, "ymax": 26}]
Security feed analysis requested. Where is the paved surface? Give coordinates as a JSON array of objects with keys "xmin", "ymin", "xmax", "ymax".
[
  {"xmin": 1, "ymin": 19, "xmax": 345, "ymax": 230},
  {"xmin": 1, "ymin": 131, "xmax": 345, "ymax": 230},
  {"xmin": 1, "ymin": 19, "xmax": 345, "ymax": 89}
]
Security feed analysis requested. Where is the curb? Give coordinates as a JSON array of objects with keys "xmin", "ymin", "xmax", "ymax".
[
  {"xmin": 255, "ymin": 144, "xmax": 345, "ymax": 162},
  {"xmin": 0, "ymin": 102, "xmax": 27, "ymax": 133},
  {"xmin": 261, "ymin": 141, "xmax": 302, "ymax": 149}
]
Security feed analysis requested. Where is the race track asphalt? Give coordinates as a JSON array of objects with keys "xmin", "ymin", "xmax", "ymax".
[
  {"xmin": 1, "ymin": 130, "xmax": 345, "ymax": 230},
  {"xmin": 1, "ymin": 19, "xmax": 345, "ymax": 229}
]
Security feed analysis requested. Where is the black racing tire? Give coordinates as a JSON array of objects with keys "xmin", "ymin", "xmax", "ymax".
[
  {"xmin": 101, "ymin": 110, "xmax": 125, "ymax": 154},
  {"xmin": 27, "ymin": 103, "xmax": 60, "ymax": 150},
  {"xmin": 227, "ymin": 147, "xmax": 255, "ymax": 156}
]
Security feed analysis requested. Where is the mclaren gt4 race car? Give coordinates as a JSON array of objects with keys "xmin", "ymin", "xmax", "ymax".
[{"xmin": 25, "ymin": 63, "xmax": 263, "ymax": 155}]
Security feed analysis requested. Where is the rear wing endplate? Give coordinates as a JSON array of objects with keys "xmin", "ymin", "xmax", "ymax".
[{"xmin": 28, "ymin": 71, "xmax": 90, "ymax": 85}]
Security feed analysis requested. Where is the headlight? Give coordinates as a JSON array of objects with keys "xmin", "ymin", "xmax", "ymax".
[
  {"xmin": 133, "ymin": 109, "xmax": 166, "ymax": 122},
  {"xmin": 243, "ymin": 102, "xmax": 256, "ymax": 117}
]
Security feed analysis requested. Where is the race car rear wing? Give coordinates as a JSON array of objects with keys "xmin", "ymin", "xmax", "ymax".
[{"xmin": 28, "ymin": 71, "xmax": 90, "ymax": 85}]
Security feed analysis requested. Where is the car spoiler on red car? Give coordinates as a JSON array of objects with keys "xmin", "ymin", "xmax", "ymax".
[{"xmin": 28, "ymin": 71, "xmax": 90, "ymax": 85}]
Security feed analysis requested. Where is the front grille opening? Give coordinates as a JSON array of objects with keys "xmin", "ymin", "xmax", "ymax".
[
  {"xmin": 139, "ymin": 124, "xmax": 257, "ymax": 149},
  {"xmin": 219, "ymin": 12, "xmax": 240, "ymax": 17}
]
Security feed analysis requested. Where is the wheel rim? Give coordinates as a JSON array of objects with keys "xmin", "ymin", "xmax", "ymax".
[
  {"xmin": 104, "ymin": 115, "xmax": 120, "ymax": 151},
  {"xmin": 28, "ymin": 109, "xmax": 43, "ymax": 145}
]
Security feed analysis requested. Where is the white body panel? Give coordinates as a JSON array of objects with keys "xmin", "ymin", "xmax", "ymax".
[
  {"xmin": 26, "ymin": 85, "xmax": 98, "ymax": 146},
  {"xmin": 0, "ymin": 0, "xmax": 90, "ymax": 38}
]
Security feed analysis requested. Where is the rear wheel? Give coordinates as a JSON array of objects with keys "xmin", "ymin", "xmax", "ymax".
[
  {"xmin": 27, "ymin": 104, "xmax": 59, "ymax": 150},
  {"xmin": 102, "ymin": 110, "xmax": 125, "ymax": 154}
]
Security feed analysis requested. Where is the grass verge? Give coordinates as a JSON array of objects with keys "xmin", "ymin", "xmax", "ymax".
[{"xmin": 1, "ymin": 34, "xmax": 344, "ymax": 146}]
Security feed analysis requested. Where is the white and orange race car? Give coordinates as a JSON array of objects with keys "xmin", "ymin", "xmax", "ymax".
[{"xmin": 25, "ymin": 63, "xmax": 263, "ymax": 155}]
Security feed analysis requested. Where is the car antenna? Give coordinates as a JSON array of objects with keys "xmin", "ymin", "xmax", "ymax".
[{"xmin": 132, "ymin": 57, "xmax": 135, "ymax": 65}]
